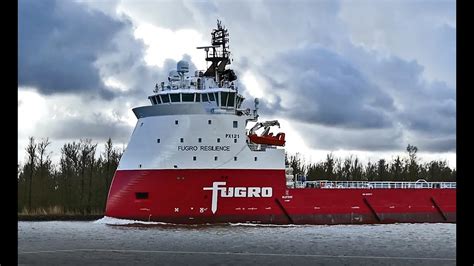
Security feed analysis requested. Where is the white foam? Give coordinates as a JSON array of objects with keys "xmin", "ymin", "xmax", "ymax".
[
  {"xmin": 227, "ymin": 222, "xmax": 304, "ymax": 227},
  {"xmin": 93, "ymin": 216, "xmax": 169, "ymax": 225}
]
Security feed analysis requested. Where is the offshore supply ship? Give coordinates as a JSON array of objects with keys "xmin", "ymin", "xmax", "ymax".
[{"xmin": 105, "ymin": 21, "xmax": 456, "ymax": 224}]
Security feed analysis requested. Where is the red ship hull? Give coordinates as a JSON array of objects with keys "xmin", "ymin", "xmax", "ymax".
[{"xmin": 105, "ymin": 169, "xmax": 456, "ymax": 224}]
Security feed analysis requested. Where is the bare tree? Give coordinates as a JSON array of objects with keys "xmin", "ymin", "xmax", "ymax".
[
  {"xmin": 25, "ymin": 137, "xmax": 37, "ymax": 211},
  {"xmin": 340, "ymin": 156, "xmax": 352, "ymax": 181},
  {"xmin": 37, "ymin": 138, "xmax": 52, "ymax": 207},
  {"xmin": 350, "ymin": 157, "xmax": 363, "ymax": 181},
  {"xmin": 406, "ymin": 144, "xmax": 420, "ymax": 181},
  {"xmin": 79, "ymin": 139, "xmax": 94, "ymax": 213},
  {"xmin": 377, "ymin": 159, "xmax": 388, "ymax": 181},
  {"xmin": 324, "ymin": 153, "xmax": 336, "ymax": 181},
  {"xmin": 59, "ymin": 142, "xmax": 80, "ymax": 212},
  {"xmin": 103, "ymin": 138, "xmax": 113, "ymax": 204},
  {"xmin": 26, "ymin": 137, "xmax": 37, "ymax": 210},
  {"xmin": 87, "ymin": 142, "xmax": 97, "ymax": 214}
]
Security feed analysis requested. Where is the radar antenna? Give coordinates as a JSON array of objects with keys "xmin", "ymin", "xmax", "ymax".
[{"xmin": 196, "ymin": 19, "xmax": 237, "ymax": 85}]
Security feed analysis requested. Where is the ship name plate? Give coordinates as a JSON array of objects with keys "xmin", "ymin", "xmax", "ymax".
[{"xmin": 178, "ymin": 145, "xmax": 231, "ymax": 152}]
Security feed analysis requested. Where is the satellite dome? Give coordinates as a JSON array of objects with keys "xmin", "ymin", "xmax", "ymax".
[
  {"xmin": 169, "ymin": 70, "xmax": 180, "ymax": 81},
  {"xmin": 177, "ymin": 60, "xmax": 189, "ymax": 73}
]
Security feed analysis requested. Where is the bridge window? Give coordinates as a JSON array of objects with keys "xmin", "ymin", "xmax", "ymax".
[
  {"xmin": 220, "ymin": 92, "xmax": 236, "ymax": 107},
  {"xmin": 233, "ymin": 121, "xmax": 238, "ymax": 128},
  {"xmin": 135, "ymin": 192, "xmax": 149, "ymax": 199},
  {"xmin": 156, "ymin": 96, "xmax": 162, "ymax": 104},
  {"xmin": 208, "ymin": 93, "xmax": 215, "ymax": 102},
  {"xmin": 195, "ymin": 93, "xmax": 201, "ymax": 102},
  {"xmin": 150, "ymin": 97, "xmax": 157, "ymax": 105},
  {"xmin": 202, "ymin": 93, "xmax": 209, "ymax": 102},
  {"xmin": 221, "ymin": 92, "xmax": 229, "ymax": 107},
  {"xmin": 182, "ymin": 93, "xmax": 194, "ymax": 102},
  {"xmin": 236, "ymin": 96, "xmax": 243, "ymax": 108},
  {"xmin": 170, "ymin": 93, "xmax": 180, "ymax": 102},
  {"xmin": 227, "ymin": 92, "xmax": 235, "ymax": 107},
  {"xmin": 215, "ymin": 92, "xmax": 219, "ymax": 106},
  {"xmin": 161, "ymin": 94, "xmax": 170, "ymax": 103}
]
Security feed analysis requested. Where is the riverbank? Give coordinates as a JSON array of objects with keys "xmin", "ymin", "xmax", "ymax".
[{"xmin": 18, "ymin": 214, "xmax": 103, "ymax": 221}]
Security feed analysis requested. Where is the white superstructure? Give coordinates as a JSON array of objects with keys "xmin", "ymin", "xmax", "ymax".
[{"xmin": 118, "ymin": 20, "xmax": 286, "ymax": 171}]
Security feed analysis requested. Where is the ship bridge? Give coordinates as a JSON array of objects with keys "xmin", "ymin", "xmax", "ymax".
[
  {"xmin": 136, "ymin": 20, "xmax": 251, "ymax": 118},
  {"xmin": 146, "ymin": 64, "xmax": 245, "ymax": 113},
  {"xmin": 134, "ymin": 61, "xmax": 249, "ymax": 118}
]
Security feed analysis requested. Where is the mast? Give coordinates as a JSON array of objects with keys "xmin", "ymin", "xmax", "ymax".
[{"xmin": 197, "ymin": 19, "xmax": 237, "ymax": 86}]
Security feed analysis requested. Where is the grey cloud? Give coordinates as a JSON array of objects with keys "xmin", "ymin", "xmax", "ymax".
[
  {"xmin": 338, "ymin": 44, "xmax": 455, "ymax": 144},
  {"xmin": 35, "ymin": 114, "xmax": 133, "ymax": 143},
  {"xmin": 339, "ymin": 0, "xmax": 456, "ymax": 88},
  {"xmin": 414, "ymin": 137, "xmax": 456, "ymax": 153},
  {"xmin": 297, "ymin": 122, "xmax": 404, "ymax": 151},
  {"xmin": 259, "ymin": 43, "xmax": 455, "ymax": 152},
  {"xmin": 258, "ymin": 45, "xmax": 394, "ymax": 129},
  {"xmin": 361, "ymin": 54, "xmax": 456, "ymax": 138},
  {"xmin": 19, "ymin": 0, "xmax": 128, "ymax": 99}
]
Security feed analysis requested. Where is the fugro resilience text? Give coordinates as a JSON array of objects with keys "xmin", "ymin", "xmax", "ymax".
[{"xmin": 178, "ymin": 145, "xmax": 230, "ymax": 152}]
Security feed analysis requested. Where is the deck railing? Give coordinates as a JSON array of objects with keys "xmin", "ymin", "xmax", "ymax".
[{"xmin": 287, "ymin": 180, "xmax": 456, "ymax": 189}]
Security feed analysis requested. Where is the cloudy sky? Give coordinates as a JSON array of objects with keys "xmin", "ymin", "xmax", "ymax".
[{"xmin": 18, "ymin": 0, "xmax": 456, "ymax": 167}]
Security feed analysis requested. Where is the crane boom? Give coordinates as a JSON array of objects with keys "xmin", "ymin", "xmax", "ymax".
[{"xmin": 248, "ymin": 120, "xmax": 280, "ymax": 135}]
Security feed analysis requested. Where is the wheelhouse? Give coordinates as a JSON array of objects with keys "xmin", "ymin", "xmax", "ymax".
[{"xmin": 148, "ymin": 90, "xmax": 244, "ymax": 109}]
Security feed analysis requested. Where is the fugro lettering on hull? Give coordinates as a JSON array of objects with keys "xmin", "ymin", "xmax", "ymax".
[{"xmin": 203, "ymin": 182, "xmax": 272, "ymax": 214}]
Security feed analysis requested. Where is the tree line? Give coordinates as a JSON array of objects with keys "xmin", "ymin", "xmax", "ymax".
[
  {"xmin": 18, "ymin": 138, "xmax": 455, "ymax": 215},
  {"xmin": 18, "ymin": 137, "xmax": 122, "ymax": 215},
  {"xmin": 286, "ymin": 145, "xmax": 456, "ymax": 182}
]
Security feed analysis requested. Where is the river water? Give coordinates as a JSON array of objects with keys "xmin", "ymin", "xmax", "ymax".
[{"xmin": 18, "ymin": 217, "xmax": 455, "ymax": 265}]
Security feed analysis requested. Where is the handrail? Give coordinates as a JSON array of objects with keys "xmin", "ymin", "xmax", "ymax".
[{"xmin": 289, "ymin": 180, "xmax": 456, "ymax": 189}]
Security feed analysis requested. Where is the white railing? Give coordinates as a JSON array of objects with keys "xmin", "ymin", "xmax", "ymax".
[{"xmin": 287, "ymin": 180, "xmax": 456, "ymax": 189}]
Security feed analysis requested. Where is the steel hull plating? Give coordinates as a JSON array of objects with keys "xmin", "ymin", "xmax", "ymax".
[{"xmin": 105, "ymin": 169, "xmax": 456, "ymax": 224}]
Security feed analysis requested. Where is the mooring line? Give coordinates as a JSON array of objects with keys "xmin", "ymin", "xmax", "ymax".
[{"xmin": 18, "ymin": 249, "xmax": 455, "ymax": 261}]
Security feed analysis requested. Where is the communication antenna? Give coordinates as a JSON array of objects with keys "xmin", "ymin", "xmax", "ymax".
[{"xmin": 254, "ymin": 98, "xmax": 259, "ymax": 120}]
